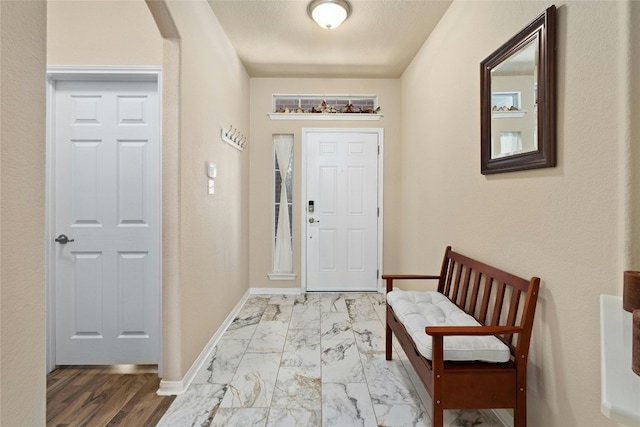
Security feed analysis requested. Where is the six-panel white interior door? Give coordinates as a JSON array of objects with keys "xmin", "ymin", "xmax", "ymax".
[
  {"xmin": 305, "ymin": 129, "xmax": 380, "ymax": 292},
  {"xmin": 53, "ymin": 79, "xmax": 160, "ymax": 364}
]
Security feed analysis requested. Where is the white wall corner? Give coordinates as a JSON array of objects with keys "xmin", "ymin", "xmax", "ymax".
[
  {"xmin": 156, "ymin": 379, "xmax": 185, "ymax": 396},
  {"xmin": 156, "ymin": 289, "xmax": 250, "ymax": 396}
]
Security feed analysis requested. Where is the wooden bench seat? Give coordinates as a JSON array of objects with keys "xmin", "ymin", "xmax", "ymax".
[{"xmin": 383, "ymin": 246, "xmax": 540, "ymax": 427}]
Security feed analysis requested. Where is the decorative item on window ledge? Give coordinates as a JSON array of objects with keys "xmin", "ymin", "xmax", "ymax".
[
  {"xmin": 274, "ymin": 100, "xmax": 381, "ymax": 115},
  {"xmin": 221, "ymin": 125, "xmax": 247, "ymax": 151}
]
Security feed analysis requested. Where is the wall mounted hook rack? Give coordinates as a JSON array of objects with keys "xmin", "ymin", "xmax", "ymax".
[{"xmin": 221, "ymin": 125, "xmax": 247, "ymax": 151}]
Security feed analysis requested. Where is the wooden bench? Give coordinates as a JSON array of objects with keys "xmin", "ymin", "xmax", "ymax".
[{"xmin": 383, "ymin": 246, "xmax": 540, "ymax": 427}]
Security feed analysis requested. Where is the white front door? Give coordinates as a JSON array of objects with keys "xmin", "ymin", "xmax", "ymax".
[
  {"xmin": 53, "ymin": 80, "xmax": 160, "ymax": 364},
  {"xmin": 305, "ymin": 130, "xmax": 380, "ymax": 292}
]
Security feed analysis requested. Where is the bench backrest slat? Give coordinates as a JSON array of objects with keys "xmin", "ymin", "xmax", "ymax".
[
  {"xmin": 458, "ymin": 266, "xmax": 472, "ymax": 309},
  {"xmin": 443, "ymin": 259, "xmax": 455, "ymax": 295},
  {"xmin": 451, "ymin": 263, "xmax": 463, "ymax": 304},
  {"xmin": 468, "ymin": 271, "xmax": 482, "ymax": 315},
  {"xmin": 491, "ymin": 281, "xmax": 506, "ymax": 327},
  {"xmin": 504, "ymin": 288, "xmax": 522, "ymax": 346},
  {"xmin": 478, "ymin": 276, "xmax": 494, "ymax": 325}
]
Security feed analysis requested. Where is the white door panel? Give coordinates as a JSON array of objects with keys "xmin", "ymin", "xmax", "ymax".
[
  {"xmin": 306, "ymin": 131, "xmax": 379, "ymax": 292},
  {"xmin": 54, "ymin": 80, "xmax": 160, "ymax": 364}
]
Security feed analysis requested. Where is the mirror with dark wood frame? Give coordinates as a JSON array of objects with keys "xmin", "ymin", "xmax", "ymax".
[{"xmin": 481, "ymin": 5, "xmax": 556, "ymax": 175}]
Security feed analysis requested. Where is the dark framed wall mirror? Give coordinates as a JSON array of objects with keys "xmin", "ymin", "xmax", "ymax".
[{"xmin": 481, "ymin": 5, "xmax": 556, "ymax": 174}]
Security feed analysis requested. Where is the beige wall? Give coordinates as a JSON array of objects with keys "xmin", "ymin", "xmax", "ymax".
[
  {"xmin": 249, "ymin": 78, "xmax": 401, "ymax": 289},
  {"xmin": 399, "ymin": 1, "xmax": 635, "ymax": 426},
  {"xmin": 0, "ymin": 1, "xmax": 47, "ymax": 425},
  {"xmin": 46, "ymin": 0, "xmax": 250, "ymax": 382},
  {"xmin": 47, "ymin": 0, "xmax": 162, "ymax": 65},
  {"xmin": 161, "ymin": 0, "xmax": 250, "ymax": 377}
]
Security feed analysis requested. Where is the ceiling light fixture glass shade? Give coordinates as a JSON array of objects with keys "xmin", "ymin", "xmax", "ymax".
[{"xmin": 307, "ymin": 0, "xmax": 351, "ymax": 30}]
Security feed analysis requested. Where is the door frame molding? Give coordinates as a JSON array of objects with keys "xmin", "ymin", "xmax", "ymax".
[
  {"xmin": 300, "ymin": 127, "xmax": 384, "ymax": 293},
  {"xmin": 45, "ymin": 66, "xmax": 163, "ymax": 374}
]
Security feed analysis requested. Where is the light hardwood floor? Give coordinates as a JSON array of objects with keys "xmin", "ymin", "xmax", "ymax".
[{"xmin": 46, "ymin": 365, "xmax": 175, "ymax": 427}]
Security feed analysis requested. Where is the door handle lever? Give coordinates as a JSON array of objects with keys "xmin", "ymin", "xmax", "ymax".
[
  {"xmin": 308, "ymin": 218, "xmax": 320, "ymax": 224},
  {"xmin": 55, "ymin": 234, "xmax": 75, "ymax": 244}
]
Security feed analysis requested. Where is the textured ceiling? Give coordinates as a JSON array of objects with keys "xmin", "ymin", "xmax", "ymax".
[{"xmin": 207, "ymin": 0, "xmax": 452, "ymax": 78}]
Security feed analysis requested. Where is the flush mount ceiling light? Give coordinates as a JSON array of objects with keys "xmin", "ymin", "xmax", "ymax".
[{"xmin": 307, "ymin": 0, "xmax": 351, "ymax": 30}]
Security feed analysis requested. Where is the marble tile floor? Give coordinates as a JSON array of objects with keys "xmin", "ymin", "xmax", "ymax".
[{"xmin": 157, "ymin": 293, "xmax": 505, "ymax": 427}]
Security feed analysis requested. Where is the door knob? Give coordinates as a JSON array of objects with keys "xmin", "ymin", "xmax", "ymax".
[
  {"xmin": 308, "ymin": 218, "xmax": 320, "ymax": 223},
  {"xmin": 55, "ymin": 234, "xmax": 75, "ymax": 244}
]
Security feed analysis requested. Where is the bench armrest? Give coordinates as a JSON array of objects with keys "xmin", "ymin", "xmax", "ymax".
[
  {"xmin": 426, "ymin": 325, "xmax": 524, "ymax": 373},
  {"xmin": 424, "ymin": 326, "xmax": 525, "ymax": 375},
  {"xmin": 381, "ymin": 274, "xmax": 441, "ymax": 292},
  {"xmin": 425, "ymin": 325, "xmax": 523, "ymax": 337}
]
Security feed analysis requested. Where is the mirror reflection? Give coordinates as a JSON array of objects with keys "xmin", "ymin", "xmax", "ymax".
[{"xmin": 490, "ymin": 37, "xmax": 538, "ymax": 159}]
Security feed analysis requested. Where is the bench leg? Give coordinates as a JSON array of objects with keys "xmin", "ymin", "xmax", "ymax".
[
  {"xmin": 385, "ymin": 322, "xmax": 392, "ymax": 360},
  {"xmin": 514, "ymin": 390, "xmax": 527, "ymax": 427},
  {"xmin": 432, "ymin": 401, "xmax": 444, "ymax": 427}
]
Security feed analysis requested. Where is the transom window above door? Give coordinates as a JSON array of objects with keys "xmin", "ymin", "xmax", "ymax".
[{"xmin": 272, "ymin": 94, "xmax": 378, "ymax": 114}]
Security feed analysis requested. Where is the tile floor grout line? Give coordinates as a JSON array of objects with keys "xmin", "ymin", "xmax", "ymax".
[{"xmin": 265, "ymin": 297, "xmax": 293, "ymax": 423}]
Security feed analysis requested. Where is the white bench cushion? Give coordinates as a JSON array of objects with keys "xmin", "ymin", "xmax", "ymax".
[{"xmin": 387, "ymin": 289, "xmax": 511, "ymax": 363}]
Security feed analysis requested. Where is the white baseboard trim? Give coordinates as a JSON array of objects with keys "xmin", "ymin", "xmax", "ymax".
[
  {"xmin": 157, "ymin": 289, "xmax": 250, "ymax": 396},
  {"xmin": 249, "ymin": 287, "xmax": 302, "ymax": 295},
  {"xmin": 492, "ymin": 409, "xmax": 513, "ymax": 427}
]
